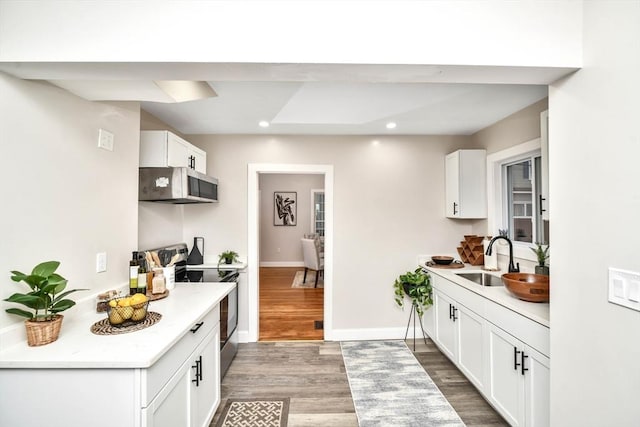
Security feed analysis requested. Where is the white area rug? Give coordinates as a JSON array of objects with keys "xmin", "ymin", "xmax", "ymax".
[
  {"xmin": 341, "ymin": 340, "xmax": 465, "ymax": 427},
  {"xmin": 291, "ymin": 270, "xmax": 324, "ymax": 288}
]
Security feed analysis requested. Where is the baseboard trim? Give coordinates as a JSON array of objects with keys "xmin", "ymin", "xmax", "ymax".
[
  {"xmin": 259, "ymin": 261, "xmax": 305, "ymax": 267},
  {"xmin": 238, "ymin": 327, "xmax": 431, "ymax": 343},
  {"xmin": 327, "ymin": 327, "xmax": 431, "ymax": 342}
]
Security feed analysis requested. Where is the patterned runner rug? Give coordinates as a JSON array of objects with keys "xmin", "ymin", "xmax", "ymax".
[
  {"xmin": 341, "ymin": 340, "xmax": 465, "ymax": 427},
  {"xmin": 214, "ymin": 398, "xmax": 289, "ymax": 427},
  {"xmin": 291, "ymin": 270, "xmax": 324, "ymax": 288}
]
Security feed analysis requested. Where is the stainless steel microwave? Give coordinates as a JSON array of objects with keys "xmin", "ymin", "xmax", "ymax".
[{"xmin": 139, "ymin": 167, "xmax": 218, "ymax": 204}]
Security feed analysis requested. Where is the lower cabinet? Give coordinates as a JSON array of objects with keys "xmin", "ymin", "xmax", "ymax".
[
  {"xmin": 434, "ymin": 289, "xmax": 486, "ymax": 392},
  {"xmin": 428, "ymin": 272, "xmax": 549, "ymax": 427},
  {"xmin": 487, "ymin": 324, "xmax": 550, "ymax": 427},
  {"xmin": 143, "ymin": 315, "xmax": 220, "ymax": 427}
]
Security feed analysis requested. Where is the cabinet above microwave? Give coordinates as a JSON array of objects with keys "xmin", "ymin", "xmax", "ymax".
[{"xmin": 140, "ymin": 130, "xmax": 206, "ymax": 174}]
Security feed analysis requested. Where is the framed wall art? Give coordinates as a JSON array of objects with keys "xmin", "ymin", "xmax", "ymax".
[{"xmin": 274, "ymin": 191, "xmax": 297, "ymax": 226}]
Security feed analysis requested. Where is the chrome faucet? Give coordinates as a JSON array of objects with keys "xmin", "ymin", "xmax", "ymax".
[{"xmin": 485, "ymin": 236, "xmax": 520, "ymax": 273}]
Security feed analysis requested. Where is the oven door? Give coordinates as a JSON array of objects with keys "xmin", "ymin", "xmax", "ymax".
[{"xmin": 220, "ymin": 285, "xmax": 238, "ymax": 349}]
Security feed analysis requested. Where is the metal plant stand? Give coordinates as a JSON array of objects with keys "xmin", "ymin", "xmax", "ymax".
[{"xmin": 404, "ymin": 300, "xmax": 429, "ymax": 351}]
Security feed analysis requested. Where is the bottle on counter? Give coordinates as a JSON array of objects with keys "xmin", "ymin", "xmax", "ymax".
[
  {"xmin": 137, "ymin": 254, "xmax": 148, "ymax": 295},
  {"xmin": 152, "ymin": 268, "xmax": 166, "ymax": 295},
  {"xmin": 129, "ymin": 252, "xmax": 140, "ymax": 295}
]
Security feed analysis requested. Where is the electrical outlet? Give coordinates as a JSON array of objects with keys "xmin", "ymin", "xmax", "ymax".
[
  {"xmin": 98, "ymin": 128, "xmax": 114, "ymax": 151},
  {"xmin": 96, "ymin": 252, "xmax": 107, "ymax": 273},
  {"xmin": 608, "ymin": 267, "xmax": 640, "ymax": 312}
]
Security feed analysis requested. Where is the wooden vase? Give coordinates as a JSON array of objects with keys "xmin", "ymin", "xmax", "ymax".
[{"xmin": 25, "ymin": 315, "xmax": 63, "ymax": 346}]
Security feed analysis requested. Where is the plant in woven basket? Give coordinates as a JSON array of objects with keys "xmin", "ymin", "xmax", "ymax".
[
  {"xmin": 4, "ymin": 261, "xmax": 86, "ymax": 346},
  {"xmin": 393, "ymin": 268, "xmax": 433, "ymax": 317}
]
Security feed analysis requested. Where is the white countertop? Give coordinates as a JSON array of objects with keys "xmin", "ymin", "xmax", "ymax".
[
  {"xmin": 187, "ymin": 262, "xmax": 247, "ymax": 270},
  {"xmin": 424, "ymin": 264, "xmax": 550, "ymax": 327},
  {"xmin": 0, "ymin": 282, "xmax": 235, "ymax": 369}
]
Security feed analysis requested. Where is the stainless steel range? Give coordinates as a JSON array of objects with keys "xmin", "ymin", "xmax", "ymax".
[{"xmin": 142, "ymin": 242, "xmax": 238, "ymax": 378}]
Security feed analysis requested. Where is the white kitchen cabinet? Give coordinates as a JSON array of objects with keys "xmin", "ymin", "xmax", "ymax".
[
  {"xmin": 426, "ymin": 269, "xmax": 549, "ymax": 427},
  {"xmin": 445, "ymin": 149, "xmax": 487, "ymax": 218},
  {"xmin": 144, "ymin": 325, "xmax": 220, "ymax": 427},
  {"xmin": 434, "ymin": 290, "xmax": 457, "ymax": 360},
  {"xmin": 192, "ymin": 329, "xmax": 220, "ymax": 427},
  {"xmin": 487, "ymin": 323, "xmax": 550, "ymax": 427},
  {"xmin": 434, "ymin": 288, "xmax": 486, "ymax": 391},
  {"xmin": 140, "ymin": 130, "xmax": 207, "ymax": 174}
]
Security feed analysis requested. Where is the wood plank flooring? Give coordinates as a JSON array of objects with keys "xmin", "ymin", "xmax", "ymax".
[
  {"xmin": 228, "ymin": 267, "xmax": 507, "ymax": 425},
  {"xmin": 212, "ymin": 339, "xmax": 508, "ymax": 427},
  {"xmin": 259, "ymin": 267, "xmax": 324, "ymax": 341}
]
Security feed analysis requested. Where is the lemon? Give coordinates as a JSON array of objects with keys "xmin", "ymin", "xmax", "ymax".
[
  {"xmin": 132, "ymin": 308, "xmax": 147, "ymax": 321},
  {"xmin": 108, "ymin": 300, "xmax": 117, "ymax": 308},
  {"xmin": 119, "ymin": 306, "xmax": 134, "ymax": 320},
  {"xmin": 109, "ymin": 310, "xmax": 124, "ymax": 325}
]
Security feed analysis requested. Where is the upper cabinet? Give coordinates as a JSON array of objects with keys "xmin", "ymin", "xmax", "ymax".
[
  {"xmin": 140, "ymin": 130, "xmax": 207, "ymax": 174},
  {"xmin": 445, "ymin": 149, "xmax": 487, "ymax": 219}
]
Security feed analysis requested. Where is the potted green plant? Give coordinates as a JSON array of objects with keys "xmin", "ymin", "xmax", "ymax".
[
  {"xmin": 530, "ymin": 243, "xmax": 550, "ymax": 275},
  {"xmin": 393, "ymin": 268, "xmax": 433, "ymax": 317},
  {"xmin": 4, "ymin": 260, "xmax": 86, "ymax": 346},
  {"xmin": 218, "ymin": 250, "xmax": 239, "ymax": 267}
]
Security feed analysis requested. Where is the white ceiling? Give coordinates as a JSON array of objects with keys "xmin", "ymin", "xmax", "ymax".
[{"xmin": 0, "ymin": 62, "xmax": 561, "ymax": 135}]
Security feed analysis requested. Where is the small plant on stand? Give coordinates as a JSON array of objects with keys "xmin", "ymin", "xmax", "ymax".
[
  {"xmin": 393, "ymin": 267, "xmax": 433, "ymax": 350},
  {"xmin": 531, "ymin": 243, "xmax": 550, "ymax": 275}
]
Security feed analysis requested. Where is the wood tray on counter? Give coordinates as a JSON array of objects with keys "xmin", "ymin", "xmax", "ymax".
[{"xmin": 424, "ymin": 260, "xmax": 465, "ymax": 269}]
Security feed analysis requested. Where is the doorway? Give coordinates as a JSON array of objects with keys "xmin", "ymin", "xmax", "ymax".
[
  {"xmin": 247, "ymin": 164, "xmax": 334, "ymax": 342},
  {"xmin": 258, "ymin": 173, "xmax": 325, "ymax": 340}
]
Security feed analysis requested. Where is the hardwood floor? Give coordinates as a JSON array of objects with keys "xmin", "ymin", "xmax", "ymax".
[{"xmin": 259, "ymin": 267, "xmax": 324, "ymax": 341}]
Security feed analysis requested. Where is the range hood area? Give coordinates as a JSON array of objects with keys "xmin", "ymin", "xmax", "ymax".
[{"xmin": 139, "ymin": 167, "xmax": 218, "ymax": 204}]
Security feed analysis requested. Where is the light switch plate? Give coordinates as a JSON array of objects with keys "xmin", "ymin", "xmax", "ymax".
[
  {"xmin": 608, "ymin": 267, "xmax": 640, "ymax": 312},
  {"xmin": 96, "ymin": 252, "xmax": 107, "ymax": 273},
  {"xmin": 98, "ymin": 129, "xmax": 114, "ymax": 151}
]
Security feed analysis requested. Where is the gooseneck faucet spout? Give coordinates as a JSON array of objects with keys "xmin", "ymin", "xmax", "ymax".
[{"xmin": 485, "ymin": 236, "xmax": 520, "ymax": 273}]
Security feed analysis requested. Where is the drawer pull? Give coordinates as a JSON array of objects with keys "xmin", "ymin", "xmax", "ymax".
[{"xmin": 190, "ymin": 322, "xmax": 204, "ymax": 333}]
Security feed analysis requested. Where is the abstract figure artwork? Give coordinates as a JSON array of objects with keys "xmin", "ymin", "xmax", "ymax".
[{"xmin": 274, "ymin": 192, "xmax": 297, "ymax": 226}]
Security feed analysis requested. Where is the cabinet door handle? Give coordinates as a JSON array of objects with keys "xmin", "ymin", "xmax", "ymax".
[
  {"xmin": 448, "ymin": 304, "xmax": 453, "ymax": 320},
  {"xmin": 539, "ymin": 195, "xmax": 546, "ymax": 215},
  {"xmin": 191, "ymin": 358, "xmax": 201, "ymax": 386},
  {"xmin": 514, "ymin": 347, "xmax": 521, "ymax": 371},
  {"xmin": 521, "ymin": 352, "xmax": 529, "ymax": 376},
  {"xmin": 453, "ymin": 202, "xmax": 458, "ymax": 215},
  {"xmin": 190, "ymin": 322, "xmax": 204, "ymax": 333},
  {"xmin": 452, "ymin": 306, "xmax": 458, "ymax": 322}
]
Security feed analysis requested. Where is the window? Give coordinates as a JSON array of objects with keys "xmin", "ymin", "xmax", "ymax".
[
  {"xmin": 503, "ymin": 154, "xmax": 548, "ymax": 244},
  {"xmin": 486, "ymin": 117, "xmax": 550, "ymax": 261},
  {"xmin": 311, "ymin": 190, "xmax": 325, "ymax": 237}
]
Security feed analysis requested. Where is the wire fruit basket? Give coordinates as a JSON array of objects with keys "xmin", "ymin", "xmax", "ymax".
[{"xmin": 107, "ymin": 295, "xmax": 150, "ymax": 327}]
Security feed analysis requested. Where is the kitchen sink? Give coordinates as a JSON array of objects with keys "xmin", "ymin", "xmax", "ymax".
[{"xmin": 455, "ymin": 272, "xmax": 504, "ymax": 287}]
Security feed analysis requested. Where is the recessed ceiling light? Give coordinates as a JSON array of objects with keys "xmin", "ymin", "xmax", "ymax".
[
  {"xmin": 259, "ymin": 121, "xmax": 270, "ymax": 128},
  {"xmin": 386, "ymin": 122, "xmax": 397, "ymax": 129}
]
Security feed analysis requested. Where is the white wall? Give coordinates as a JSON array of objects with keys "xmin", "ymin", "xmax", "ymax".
[
  {"xmin": 549, "ymin": 2, "xmax": 640, "ymax": 425},
  {"xmin": 0, "ymin": 1, "xmax": 582, "ymax": 67},
  {"xmin": 259, "ymin": 174, "xmax": 324, "ymax": 265},
  {"xmin": 0, "ymin": 72, "xmax": 140, "ymax": 330},
  {"xmin": 187, "ymin": 134, "xmax": 478, "ymax": 336}
]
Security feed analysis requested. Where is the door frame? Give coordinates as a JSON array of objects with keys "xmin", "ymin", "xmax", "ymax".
[{"xmin": 247, "ymin": 163, "xmax": 334, "ymax": 342}]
